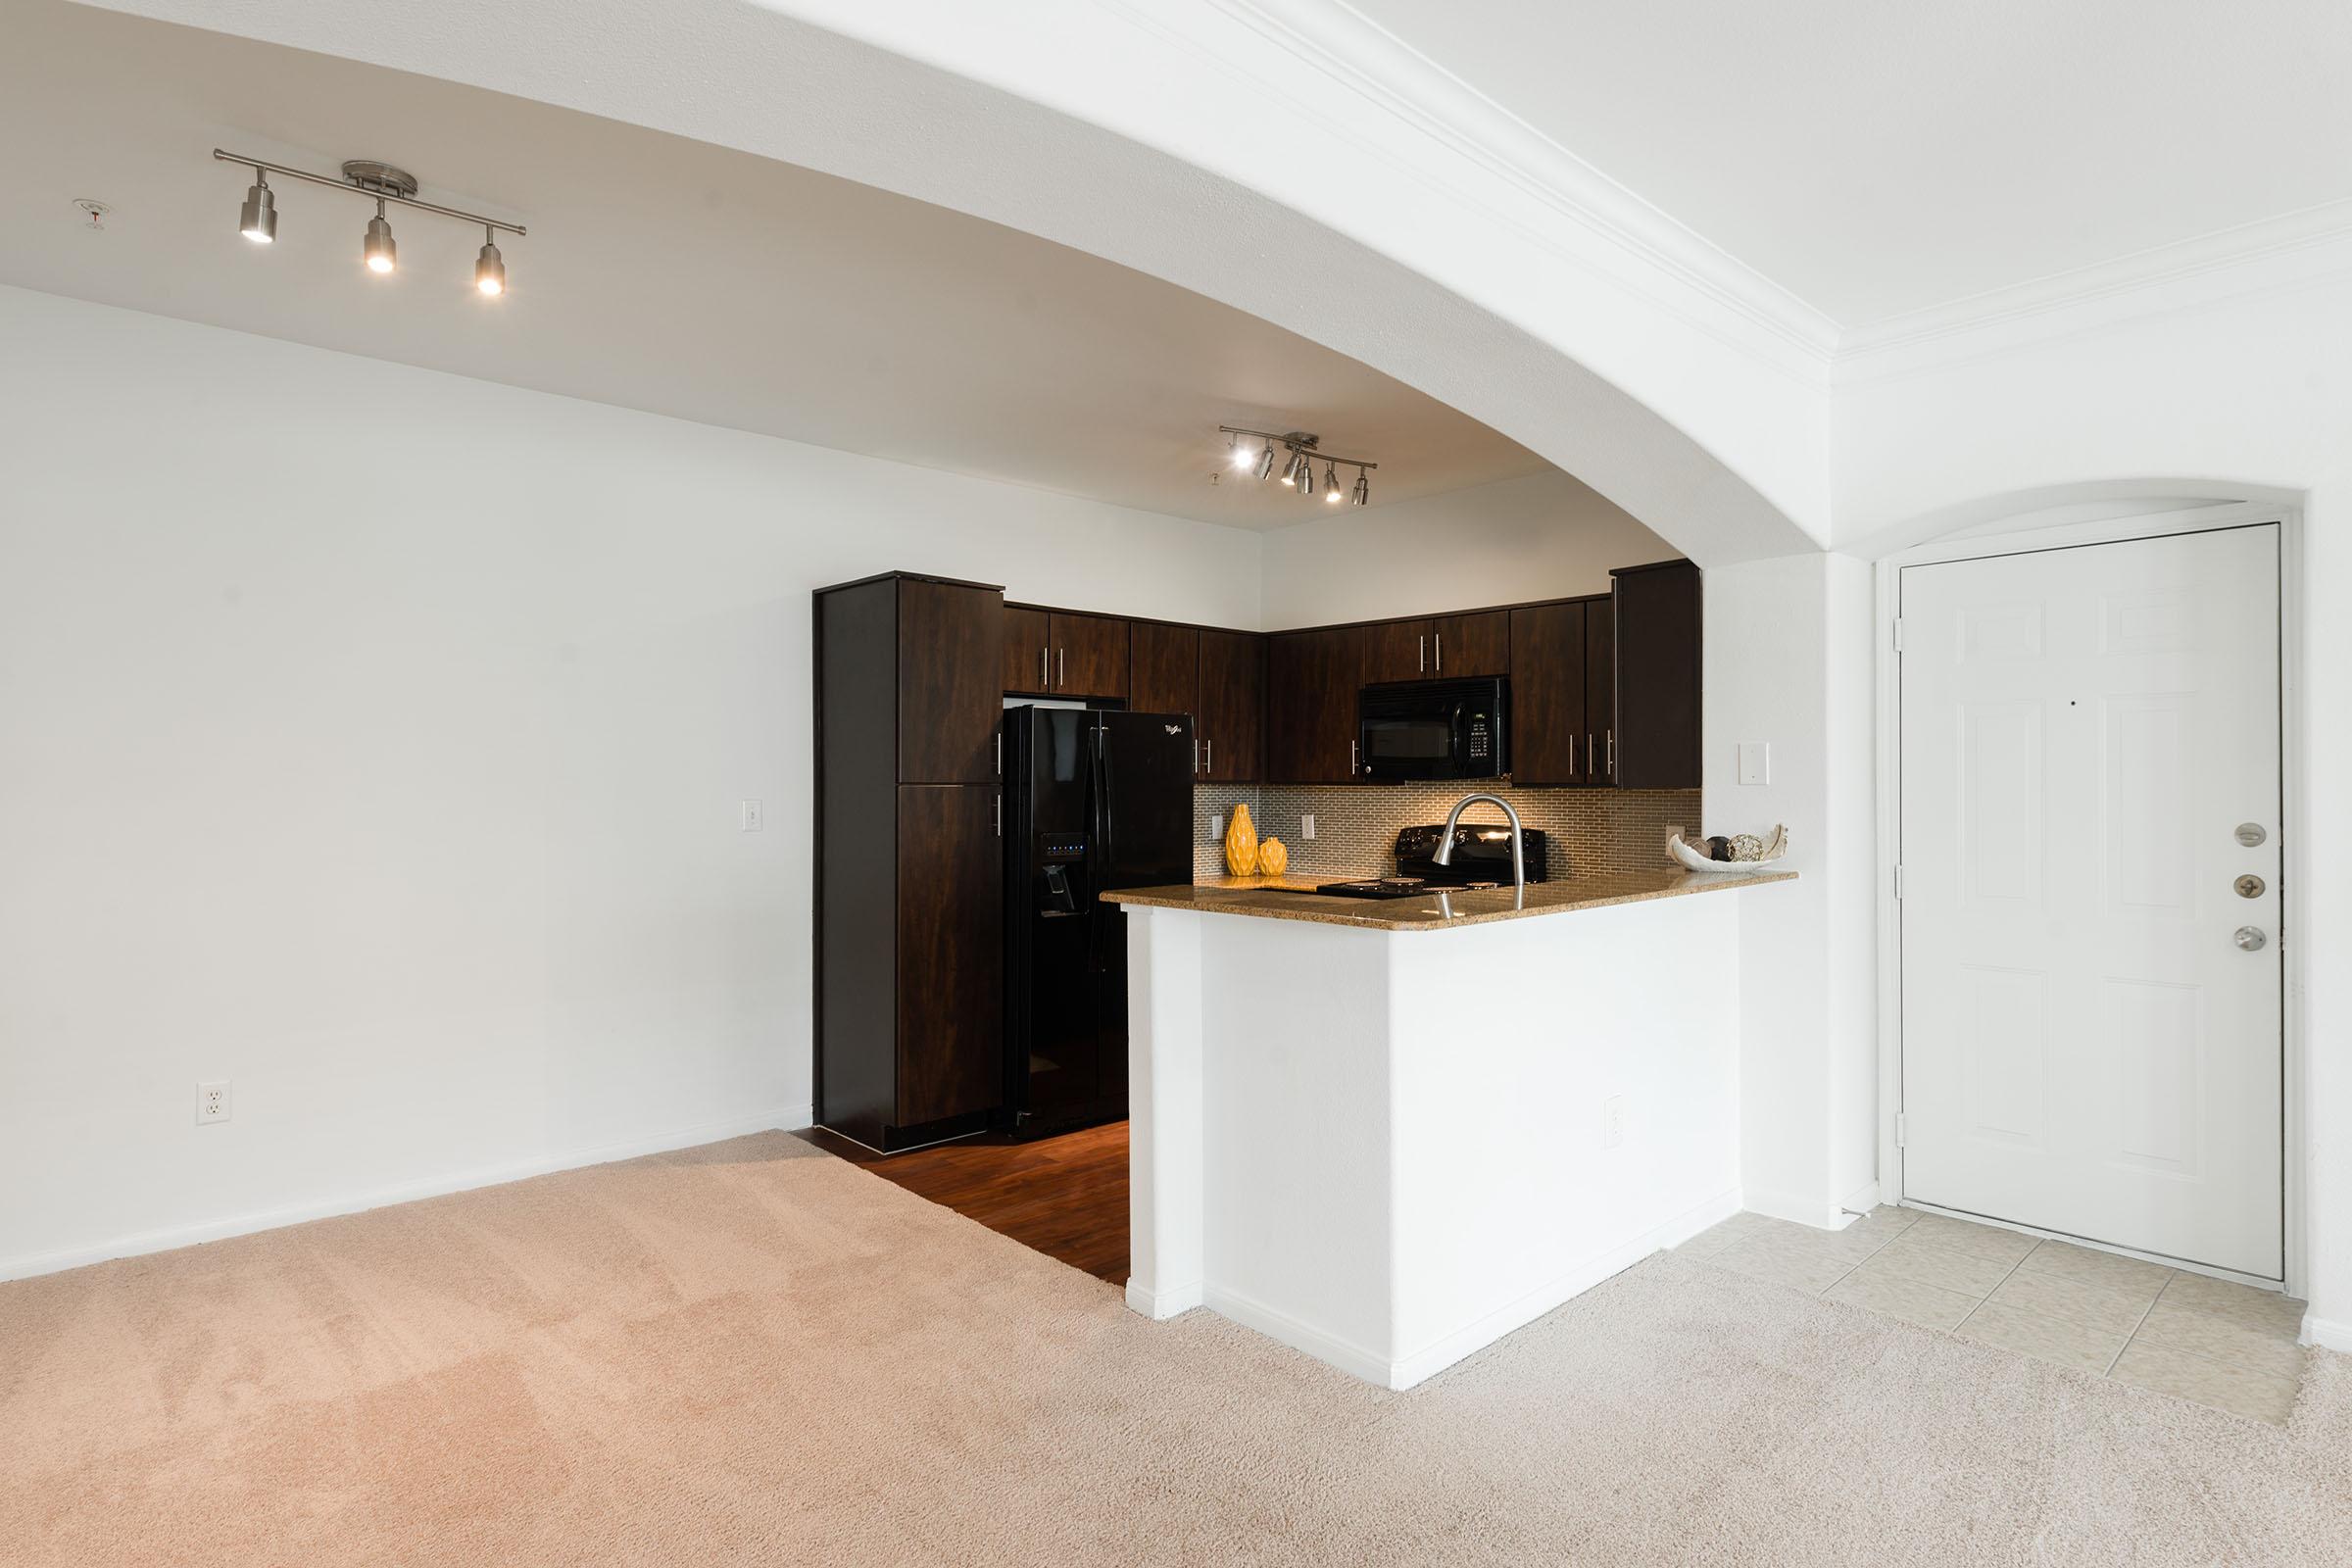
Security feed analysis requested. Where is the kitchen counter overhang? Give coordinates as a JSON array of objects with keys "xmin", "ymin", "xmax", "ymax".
[{"xmin": 1102, "ymin": 866, "xmax": 1794, "ymax": 930}]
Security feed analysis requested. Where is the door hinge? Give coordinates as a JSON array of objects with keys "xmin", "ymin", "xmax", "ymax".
[
  {"xmin": 1895, "ymin": 1112, "xmax": 1907, "ymax": 1148},
  {"xmin": 1893, "ymin": 864, "xmax": 1905, "ymax": 900},
  {"xmin": 1890, "ymin": 616, "xmax": 1905, "ymax": 652}
]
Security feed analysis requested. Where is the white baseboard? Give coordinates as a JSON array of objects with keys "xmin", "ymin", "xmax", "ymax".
[
  {"xmin": 1743, "ymin": 1184, "xmax": 1854, "ymax": 1231},
  {"xmin": 1839, "ymin": 1179, "xmax": 1884, "ymax": 1215},
  {"xmin": 1192, "ymin": 1187, "xmax": 1744, "ymax": 1394},
  {"xmin": 2303, "ymin": 1313, "xmax": 2352, "ymax": 1353},
  {"xmin": 1124, "ymin": 1278, "xmax": 1203, "ymax": 1320},
  {"xmin": 1387, "ymin": 1184, "xmax": 1744, "ymax": 1391},
  {"xmin": 0, "ymin": 1103, "xmax": 812, "ymax": 1284}
]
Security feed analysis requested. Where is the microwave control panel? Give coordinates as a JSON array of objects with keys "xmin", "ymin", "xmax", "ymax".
[{"xmin": 1466, "ymin": 710, "xmax": 1494, "ymax": 762}]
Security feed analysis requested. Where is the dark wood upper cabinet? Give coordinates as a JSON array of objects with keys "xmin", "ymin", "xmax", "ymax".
[
  {"xmin": 898, "ymin": 576, "xmax": 1004, "ymax": 785},
  {"xmin": 1197, "ymin": 628, "xmax": 1264, "ymax": 783},
  {"xmin": 1003, "ymin": 605, "xmax": 1051, "ymax": 695},
  {"xmin": 1583, "ymin": 595, "xmax": 1616, "ymax": 784},
  {"xmin": 895, "ymin": 784, "xmax": 1004, "ymax": 1127},
  {"xmin": 1129, "ymin": 622, "xmax": 1200, "ymax": 717},
  {"xmin": 1611, "ymin": 560, "xmax": 1702, "ymax": 789},
  {"xmin": 1367, "ymin": 619, "xmax": 1432, "ymax": 683},
  {"xmin": 1433, "ymin": 611, "xmax": 1510, "ymax": 677},
  {"xmin": 1267, "ymin": 625, "xmax": 1366, "ymax": 783},
  {"xmin": 1507, "ymin": 600, "xmax": 1587, "ymax": 786},
  {"xmin": 1051, "ymin": 612, "xmax": 1130, "ymax": 700}
]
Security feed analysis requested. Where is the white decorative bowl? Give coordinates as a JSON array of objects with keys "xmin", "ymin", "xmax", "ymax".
[{"xmin": 1666, "ymin": 824, "xmax": 1789, "ymax": 874}]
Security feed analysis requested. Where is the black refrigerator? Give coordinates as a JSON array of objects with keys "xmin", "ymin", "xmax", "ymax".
[{"xmin": 1002, "ymin": 706, "xmax": 1195, "ymax": 1136}]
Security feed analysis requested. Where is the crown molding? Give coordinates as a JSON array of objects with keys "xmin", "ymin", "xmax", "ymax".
[{"xmin": 1195, "ymin": 0, "xmax": 1842, "ymax": 382}]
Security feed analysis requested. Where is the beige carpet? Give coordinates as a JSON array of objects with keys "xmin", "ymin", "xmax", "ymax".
[{"xmin": 4, "ymin": 1133, "xmax": 2348, "ymax": 1566}]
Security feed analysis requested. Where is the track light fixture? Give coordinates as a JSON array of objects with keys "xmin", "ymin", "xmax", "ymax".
[
  {"xmin": 237, "ymin": 169, "xmax": 275, "ymax": 243},
  {"xmin": 213, "ymin": 148, "xmax": 525, "ymax": 295},
  {"xmin": 1215, "ymin": 425, "xmax": 1378, "ymax": 510}
]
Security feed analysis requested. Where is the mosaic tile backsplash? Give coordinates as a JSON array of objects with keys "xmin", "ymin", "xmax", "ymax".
[{"xmin": 1189, "ymin": 782, "xmax": 1703, "ymax": 883}]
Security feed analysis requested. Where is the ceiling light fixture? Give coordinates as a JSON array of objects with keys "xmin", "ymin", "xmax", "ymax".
[
  {"xmin": 1216, "ymin": 425, "xmax": 1379, "ymax": 510},
  {"xmin": 237, "ymin": 169, "xmax": 275, "ymax": 243},
  {"xmin": 212, "ymin": 148, "xmax": 525, "ymax": 296}
]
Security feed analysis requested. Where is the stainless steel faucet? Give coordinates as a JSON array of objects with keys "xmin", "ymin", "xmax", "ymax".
[{"xmin": 1433, "ymin": 792, "xmax": 1526, "ymax": 897}]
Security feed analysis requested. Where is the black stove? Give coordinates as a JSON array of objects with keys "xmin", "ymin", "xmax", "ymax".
[{"xmin": 1312, "ymin": 877, "xmax": 1436, "ymax": 901}]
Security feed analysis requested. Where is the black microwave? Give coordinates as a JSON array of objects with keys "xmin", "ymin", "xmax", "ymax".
[{"xmin": 1358, "ymin": 676, "xmax": 1507, "ymax": 781}]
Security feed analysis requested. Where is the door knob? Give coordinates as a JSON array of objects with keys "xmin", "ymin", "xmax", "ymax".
[
  {"xmin": 2234, "ymin": 874, "xmax": 2267, "ymax": 900},
  {"xmin": 2233, "ymin": 925, "xmax": 2268, "ymax": 952}
]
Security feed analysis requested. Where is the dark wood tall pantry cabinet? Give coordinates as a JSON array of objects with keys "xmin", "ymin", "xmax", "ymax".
[{"xmin": 814, "ymin": 571, "xmax": 1005, "ymax": 1151}]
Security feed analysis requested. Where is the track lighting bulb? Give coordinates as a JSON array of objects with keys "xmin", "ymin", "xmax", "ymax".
[
  {"xmin": 1228, "ymin": 435, "xmax": 1253, "ymax": 472},
  {"xmin": 1351, "ymin": 469, "xmax": 1370, "ymax": 507},
  {"xmin": 1324, "ymin": 464, "xmax": 1343, "ymax": 504},
  {"xmin": 475, "ymin": 229, "xmax": 506, "ymax": 296},
  {"xmin": 238, "ymin": 170, "xmax": 275, "ymax": 243},
  {"xmin": 364, "ymin": 201, "xmax": 396, "ymax": 274},
  {"xmin": 1254, "ymin": 441, "xmax": 1277, "ymax": 480}
]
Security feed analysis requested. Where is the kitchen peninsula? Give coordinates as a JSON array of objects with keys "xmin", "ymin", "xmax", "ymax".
[{"xmin": 1106, "ymin": 865, "xmax": 1793, "ymax": 1389}]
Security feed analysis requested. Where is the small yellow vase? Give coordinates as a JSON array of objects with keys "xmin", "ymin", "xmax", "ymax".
[
  {"xmin": 1223, "ymin": 803, "xmax": 1259, "ymax": 876},
  {"xmin": 1255, "ymin": 837, "xmax": 1289, "ymax": 877}
]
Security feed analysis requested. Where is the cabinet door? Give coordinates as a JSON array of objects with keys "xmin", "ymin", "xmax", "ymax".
[
  {"xmin": 1004, "ymin": 605, "xmax": 1051, "ymax": 695},
  {"xmin": 900, "ymin": 578, "xmax": 1004, "ymax": 784},
  {"xmin": 895, "ymin": 785, "xmax": 1004, "ymax": 1127},
  {"xmin": 1583, "ymin": 595, "xmax": 1616, "ymax": 784},
  {"xmin": 1366, "ymin": 619, "xmax": 1432, "ymax": 683},
  {"xmin": 1612, "ymin": 561, "xmax": 1702, "ymax": 788},
  {"xmin": 1198, "ymin": 629, "xmax": 1264, "ymax": 782},
  {"xmin": 1050, "ymin": 612, "xmax": 1130, "ymax": 699},
  {"xmin": 1506, "ymin": 601, "xmax": 1587, "ymax": 785},
  {"xmin": 1129, "ymin": 622, "xmax": 1200, "ymax": 721},
  {"xmin": 1267, "ymin": 625, "xmax": 1366, "ymax": 782},
  {"xmin": 1432, "ymin": 610, "xmax": 1510, "ymax": 678}
]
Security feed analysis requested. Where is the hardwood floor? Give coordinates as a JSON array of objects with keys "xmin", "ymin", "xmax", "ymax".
[{"xmin": 799, "ymin": 1120, "xmax": 1130, "ymax": 1285}]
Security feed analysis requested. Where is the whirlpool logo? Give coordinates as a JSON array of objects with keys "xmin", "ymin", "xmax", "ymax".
[{"xmin": 1164, "ymin": 724, "xmax": 1182, "ymax": 735}]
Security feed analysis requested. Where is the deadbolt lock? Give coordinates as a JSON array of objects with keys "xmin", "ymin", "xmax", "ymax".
[
  {"xmin": 2234, "ymin": 874, "xmax": 2267, "ymax": 900},
  {"xmin": 2234, "ymin": 822, "xmax": 2267, "ymax": 848}
]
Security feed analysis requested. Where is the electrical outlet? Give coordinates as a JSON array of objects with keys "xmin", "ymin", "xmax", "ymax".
[
  {"xmin": 197, "ymin": 1080, "xmax": 231, "ymax": 1125},
  {"xmin": 739, "ymin": 799, "xmax": 763, "ymax": 832},
  {"xmin": 1300, "ymin": 813, "xmax": 1316, "ymax": 840},
  {"xmin": 1210, "ymin": 812, "xmax": 1224, "ymax": 838},
  {"xmin": 1602, "ymin": 1095, "xmax": 1625, "ymax": 1151}
]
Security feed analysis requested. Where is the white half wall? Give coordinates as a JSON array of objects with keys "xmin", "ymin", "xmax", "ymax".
[{"xmin": 0, "ymin": 285, "xmax": 1261, "ymax": 1277}]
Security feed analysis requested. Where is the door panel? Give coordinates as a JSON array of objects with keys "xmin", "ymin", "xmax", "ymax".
[
  {"xmin": 1130, "ymin": 622, "xmax": 1199, "ymax": 722},
  {"xmin": 1198, "ymin": 629, "xmax": 1264, "ymax": 782},
  {"xmin": 1612, "ymin": 561, "xmax": 1703, "ymax": 788},
  {"xmin": 1367, "ymin": 619, "xmax": 1431, "ymax": 683},
  {"xmin": 899, "ymin": 578, "xmax": 1004, "ymax": 784},
  {"xmin": 1051, "ymin": 612, "xmax": 1130, "ymax": 699},
  {"xmin": 1267, "ymin": 626, "xmax": 1366, "ymax": 782},
  {"xmin": 1899, "ymin": 525, "xmax": 2281, "ymax": 1279},
  {"xmin": 1506, "ymin": 602, "xmax": 1586, "ymax": 785},
  {"xmin": 1004, "ymin": 605, "xmax": 1051, "ymax": 695},
  {"xmin": 896, "ymin": 785, "xmax": 1004, "ymax": 1127},
  {"xmin": 1433, "ymin": 611, "xmax": 1510, "ymax": 677}
]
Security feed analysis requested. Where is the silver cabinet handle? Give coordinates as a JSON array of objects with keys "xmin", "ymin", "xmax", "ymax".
[
  {"xmin": 1587, "ymin": 733, "xmax": 1594, "ymax": 780},
  {"xmin": 995, "ymin": 730, "xmax": 1003, "ymax": 775},
  {"xmin": 1040, "ymin": 646, "xmax": 1049, "ymax": 689},
  {"xmin": 1606, "ymin": 728, "xmax": 1614, "ymax": 775},
  {"xmin": 1419, "ymin": 634, "xmax": 1426, "ymax": 673},
  {"xmin": 1057, "ymin": 647, "xmax": 1065, "ymax": 689},
  {"xmin": 994, "ymin": 793, "xmax": 1002, "ymax": 837},
  {"xmin": 1206, "ymin": 736, "xmax": 1214, "ymax": 772},
  {"xmin": 1349, "ymin": 740, "xmax": 1358, "ymax": 776},
  {"xmin": 1436, "ymin": 631, "xmax": 1444, "ymax": 671},
  {"xmin": 1193, "ymin": 737, "xmax": 1200, "ymax": 774}
]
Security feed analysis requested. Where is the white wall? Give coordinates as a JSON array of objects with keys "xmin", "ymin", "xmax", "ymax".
[
  {"xmin": 0, "ymin": 285, "xmax": 1261, "ymax": 1276},
  {"xmin": 1259, "ymin": 468, "xmax": 1675, "ymax": 626},
  {"xmin": 1834, "ymin": 266, "xmax": 2352, "ymax": 1342}
]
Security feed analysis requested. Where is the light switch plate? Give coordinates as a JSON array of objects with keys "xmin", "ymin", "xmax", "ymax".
[
  {"xmin": 1737, "ymin": 743, "xmax": 1770, "ymax": 786},
  {"xmin": 740, "ymin": 799, "xmax": 763, "ymax": 832}
]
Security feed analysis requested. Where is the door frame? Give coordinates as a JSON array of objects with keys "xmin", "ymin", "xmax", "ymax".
[{"xmin": 1873, "ymin": 500, "xmax": 2306, "ymax": 1296}]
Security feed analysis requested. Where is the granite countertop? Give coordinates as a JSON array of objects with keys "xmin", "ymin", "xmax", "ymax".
[{"xmin": 1101, "ymin": 868, "xmax": 1796, "ymax": 931}]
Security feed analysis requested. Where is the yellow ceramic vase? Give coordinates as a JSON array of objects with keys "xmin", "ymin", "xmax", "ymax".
[
  {"xmin": 1255, "ymin": 837, "xmax": 1289, "ymax": 877},
  {"xmin": 1223, "ymin": 803, "xmax": 1259, "ymax": 876}
]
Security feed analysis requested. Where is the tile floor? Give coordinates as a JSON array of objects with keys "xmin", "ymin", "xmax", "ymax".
[{"xmin": 1679, "ymin": 1206, "xmax": 2308, "ymax": 1424}]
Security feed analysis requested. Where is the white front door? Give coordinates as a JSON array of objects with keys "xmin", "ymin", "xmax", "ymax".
[{"xmin": 1898, "ymin": 525, "xmax": 2282, "ymax": 1280}]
